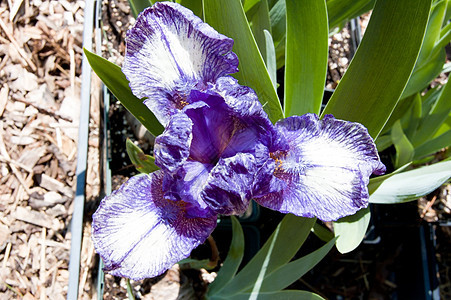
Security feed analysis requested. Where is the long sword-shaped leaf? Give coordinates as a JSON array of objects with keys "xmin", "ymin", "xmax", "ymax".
[
  {"xmin": 207, "ymin": 216, "xmax": 244, "ymax": 295},
  {"xmin": 128, "ymin": 0, "xmax": 152, "ymax": 18},
  {"xmin": 284, "ymin": 0, "xmax": 328, "ymax": 116},
  {"xmin": 414, "ymin": 130, "xmax": 451, "ymax": 160},
  {"xmin": 370, "ymin": 159, "xmax": 451, "ymax": 204},
  {"xmin": 391, "ymin": 120, "xmax": 414, "ymax": 169},
  {"xmin": 264, "ymin": 30, "xmax": 277, "ymax": 90},
  {"xmin": 412, "ymin": 75, "xmax": 451, "ymax": 146},
  {"xmin": 218, "ymin": 290, "xmax": 324, "ymax": 300},
  {"xmin": 321, "ymin": 0, "xmax": 432, "ymax": 139},
  {"xmin": 401, "ymin": 0, "xmax": 448, "ymax": 98},
  {"xmin": 416, "ymin": 0, "xmax": 447, "ymax": 67},
  {"xmin": 217, "ymin": 215, "xmax": 315, "ymax": 296},
  {"xmin": 204, "ymin": 0, "xmax": 283, "ymax": 123},
  {"xmin": 327, "ymin": 0, "xmax": 375, "ymax": 30},
  {"xmin": 177, "ymin": 0, "xmax": 202, "ymax": 18},
  {"xmin": 247, "ymin": 0, "xmax": 271, "ymax": 60},
  {"xmin": 257, "ymin": 238, "xmax": 336, "ymax": 292},
  {"xmin": 84, "ymin": 49, "xmax": 164, "ymax": 136}
]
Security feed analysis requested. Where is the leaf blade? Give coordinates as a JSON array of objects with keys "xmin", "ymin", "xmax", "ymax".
[
  {"xmin": 125, "ymin": 138, "xmax": 159, "ymax": 174},
  {"xmin": 207, "ymin": 216, "xmax": 245, "ymax": 295},
  {"xmin": 258, "ymin": 238, "xmax": 336, "ymax": 292},
  {"xmin": 333, "ymin": 207, "xmax": 371, "ymax": 254},
  {"xmin": 370, "ymin": 160, "xmax": 451, "ymax": 204},
  {"xmin": 284, "ymin": 0, "xmax": 328, "ymax": 116},
  {"xmin": 321, "ymin": 0, "xmax": 432, "ymax": 139},
  {"xmin": 204, "ymin": 0, "xmax": 283, "ymax": 123},
  {"xmin": 218, "ymin": 215, "xmax": 315, "ymax": 295},
  {"xmin": 84, "ymin": 49, "xmax": 164, "ymax": 136}
]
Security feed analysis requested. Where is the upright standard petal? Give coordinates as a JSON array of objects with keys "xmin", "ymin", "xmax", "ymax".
[
  {"xmin": 154, "ymin": 86, "xmax": 277, "ymax": 215},
  {"xmin": 123, "ymin": 2, "xmax": 239, "ymax": 126},
  {"xmin": 255, "ymin": 114, "xmax": 385, "ymax": 221},
  {"xmin": 92, "ymin": 171, "xmax": 217, "ymax": 280},
  {"xmin": 214, "ymin": 76, "xmax": 287, "ymax": 153}
]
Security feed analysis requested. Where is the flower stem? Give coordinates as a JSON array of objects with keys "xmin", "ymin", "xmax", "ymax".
[{"xmin": 126, "ymin": 278, "xmax": 135, "ymax": 300}]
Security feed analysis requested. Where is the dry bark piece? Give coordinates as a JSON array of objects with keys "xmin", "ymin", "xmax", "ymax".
[
  {"xmin": 0, "ymin": 18, "xmax": 37, "ymax": 71},
  {"xmin": 0, "ymin": 84, "xmax": 8, "ymax": 117},
  {"xmin": 35, "ymin": 173, "xmax": 73, "ymax": 197},
  {"xmin": 0, "ymin": 224, "xmax": 12, "ymax": 252},
  {"xmin": 12, "ymin": 206, "xmax": 54, "ymax": 229},
  {"xmin": 17, "ymin": 146, "xmax": 45, "ymax": 169}
]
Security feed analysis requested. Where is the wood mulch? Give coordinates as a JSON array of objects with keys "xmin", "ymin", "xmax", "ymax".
[{"xmin": 0, "ymin": 0, "xmax": 102, "ymax": 298}]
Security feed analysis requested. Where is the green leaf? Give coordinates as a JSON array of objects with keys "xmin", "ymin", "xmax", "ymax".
[
  {"xmin": 368, "ymin": 163, "xmax": 412, "ymax": 195},
  {"xmin": 243, "ymin": 0, "xmax": 261, "ymax": 12},
  {"xmin": 257, "ymin": 238, "xmax": 336, "ymax": 292},
  {"xmin": 391, "ymin": 120, "xmax": 415, "ymax": 169},
  {"xmin": 379, "ymin": 93, "xmax": 417, "ymax": 136},
  {"xmin": 204, "ymin": 0, "xmax": 283, "ymax": 123},
  {"xmin": 247, "ymin": 0, "xmax": 271, "ymax": 60},
  {"xmin": 436, "ymin": 20, "xmax": 451, "ymax": 49},
  {"xmin": 263, "ymin": 30, "xmax": 277, "ymax": 90},
  {"xmin": 269, "ymin": 0, "xmax": 375, "ymax": 69},
  {"xmin": 444, "ymin": 0, "xmax": 451, "ymax": 23},
  {"xmin": 125, "ymin": 138, "xmax": 159, "ymax": 174},
  {"xmin": 269, "ymin": 0, "xmax": 286, "ymax": 69},
  {"xmin": 84, "ymin": 49, "xmax": 164, "ymax": 136},
  {"xmin": 207, "ymin": 216, "xmax": 244, "ymax": 295},
  {"xmin": 128, "ymin": 0, "xmax": 152, "ymax": 18},
  {"xmin": 404, "ymin": 93, "xmax": 422, "ymax": 139},
  {"xmin": 370, "ymin": 159, "xmax": 451, "ymax": 204},
  {"xmin": 412, "ymin": 76, "xmax": 451, "ymax": 146},
  {"xmin": 401, "ymin": 48, "xmax": 446, "ymax": 98},
  {"xmin": 327, "ymin": 0, "xmax": 375, "ymax": 30},
  {"xmin": 269, "ymin": 0, "xmax": 286, "ymax": 50},
  {"xmin": 311, "ymin": 222, "xmax": 334, "ymax": 242},
  {"xmin": 179, "ymin": 258, "xmax": 215, "ymax": 270},
  {"xmin": 217, "ymin": 215, "xmax": 315, "ymax": 296},
  {"xmin": 333, "ymin": 207, "xmax": 370, "ymax": 254},
  {"xmin": 375, "ymin": 134, "xmax": 392, "ymax": 152},
  {"xmin": 177, "ymin": 0, "xmax": 202, "ymax": 18},
  {"xmin": 401, "ymin": 1, "xmax": 450, "ymax": 98},
  {"xmin": 217, "ymin": 290, "xmax": 324, "ymax": 300},
  {"xmin": 284, "ymin": 0, "xmax": 328, "ymax": 116},
  {"xmin": 321, "ymin": 0, "xmax": 432, "ymax": 139},
  {"xmin": 416, "ymin": 0, "xmax": 446, "ymax": 66},
  {"xmin": 126, "ymin": 279, "xmax": 136, "ymax": 300},
  {"xmin": 432, "ymin": 111, "xmax": 451, "ymax": 137},
  {"xmin": 414, "ymin": 130, "xmax": 451, "ymax": 159}
]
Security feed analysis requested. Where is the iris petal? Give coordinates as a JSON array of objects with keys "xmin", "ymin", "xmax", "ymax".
[
  {"xmin": 215, "ymin": 76, "xmax": 288, "ymax": 152},
  {"xmin": 154, "ymin": 112, "xmax": 193, "ymax": 173},
  {"xmin": 202, "ymin": 153, "xmax": 257, "ymax": 215},
  {"xmin": 92, "ymin": 172, "xmax": 217, "ymax": 280},
  {"xmin": 255, "ymin": 114, "xmax": 385, "ymax": 221},
  {"xmin": 162, "ymin": 160, "xmax": 215, "ymax": 217},
  {"xmin": 123, "ymin": 2, "xmax": 238, "ymax": 126},
  {"xmin": 184, "ymin": 92, "xmax": 235, "ymax": 163}
]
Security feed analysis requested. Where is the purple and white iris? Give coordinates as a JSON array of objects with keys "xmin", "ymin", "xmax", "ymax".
[{"xmin": 92, "ymin": 2, "xmax": 385, "ymax": 280}]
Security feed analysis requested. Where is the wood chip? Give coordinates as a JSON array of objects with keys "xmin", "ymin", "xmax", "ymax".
[
  {"xmin": 17, "ymin": 146, "xmax": 45, "ymax": 169},
  {"xmin": 0, "ymin": 224, "xmax": 11, "ymax": 251},
  {"xmin": 0, "ymin": 17, "xmax": 36, "ymax": 71},
  {"xmin": 12, "ymin": 207, "xmax": 54, "ymax": 229},
  {"xmin": 0, "ymin": 84, "xmax": 8, "ymax": 117},
  {"xmin": 36, "ymin": 173, "xmax": 74, "ymax": 197}
]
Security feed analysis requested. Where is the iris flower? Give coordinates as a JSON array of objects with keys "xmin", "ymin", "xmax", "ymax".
[{"xmin": 92, "ymin": 2, "xmax": 385, "ymax": 280}]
